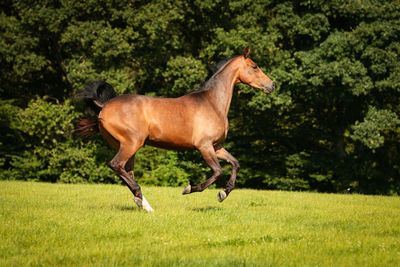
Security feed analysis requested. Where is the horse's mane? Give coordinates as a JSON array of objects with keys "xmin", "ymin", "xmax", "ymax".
[{"xmin": 192, "ymin": 55, "xmax": 238, "ymax": 93}]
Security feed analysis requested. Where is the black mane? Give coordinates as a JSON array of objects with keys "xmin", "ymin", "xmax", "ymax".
[{"xmin": 193, "ymin": 56, "xmax": 238, "ymax": 92}]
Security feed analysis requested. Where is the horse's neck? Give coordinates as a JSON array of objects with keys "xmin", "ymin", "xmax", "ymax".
[{"xmin": 207, "ymin": 63, "xmax": 240, "ymax": 118}]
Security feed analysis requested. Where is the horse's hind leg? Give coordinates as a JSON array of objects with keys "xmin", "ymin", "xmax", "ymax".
[
  {"xmin": 125, "ymin": 155, "xmax": 153, "ymax": 212},
  {"xmin": 182, "ymin": 144, "xmax": 222, "ymax": 194},
  {"xmin": 109, "ymin": 141, "xmax": 154, "ymax": 212},
  {"xmin": 215, "ymin": 146, "xmax": 240, "ymax": 202}
]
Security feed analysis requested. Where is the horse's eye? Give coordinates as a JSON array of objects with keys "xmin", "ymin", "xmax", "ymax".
[{"xmin": 252, "ymin": 65, "xmax": 258, "ymax": 70}]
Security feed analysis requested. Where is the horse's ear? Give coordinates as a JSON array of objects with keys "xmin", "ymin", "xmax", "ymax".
[{"xmin": 243, "ymin": 47, "xmax": 250, "ymax": 58}]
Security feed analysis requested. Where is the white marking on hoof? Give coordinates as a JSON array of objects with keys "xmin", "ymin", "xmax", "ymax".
[
  {"xmin": 182, "ymin": 185, "xmax": 191, "ymax": 195},
  {"xmin": 134, "ymin": 196, "xmax": 154, "ymax": 212},
  {"xmin": 141, "ymin": 196, "xmax": 154, "ymax": 212},
  {"xmin": 218, "ymin": 191, "xmax": 227, "ymax": 202}
]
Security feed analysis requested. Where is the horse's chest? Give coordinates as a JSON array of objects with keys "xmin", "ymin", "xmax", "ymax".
[
  {"xmin": 225, "ymin": 118, "xmax": 229, "ymax": 133},
  {"xmin": 213, "ymin": 118, "xmax": 229, "ymax": 144}
]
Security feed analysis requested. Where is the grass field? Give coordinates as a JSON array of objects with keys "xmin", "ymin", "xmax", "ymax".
[{"xmin": 1, "ymin": 181, "xmax": 399, "ymax": 266}]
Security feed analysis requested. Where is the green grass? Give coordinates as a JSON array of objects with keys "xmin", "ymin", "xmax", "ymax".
[{"xmin": 1, "ymin": 181, "xmax": 399, "ymax": 266}]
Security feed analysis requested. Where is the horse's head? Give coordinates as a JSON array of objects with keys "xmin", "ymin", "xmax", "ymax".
[{"xmin": 237, "ymin": 47, "xmax": 275, "ymax": 94}]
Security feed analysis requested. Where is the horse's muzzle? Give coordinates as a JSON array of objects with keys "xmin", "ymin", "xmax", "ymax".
[{"xmin": 262, "ymin": 82, "xmax": 275, "ymax": 94}]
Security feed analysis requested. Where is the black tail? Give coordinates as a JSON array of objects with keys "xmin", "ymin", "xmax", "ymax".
[
  {"xmin": 75, "ymin": 80, "xmax": 116, "ymax": 136},
  {"xmin": 76, "ymin": 80, "xmax": 117, "ymax": 117}
]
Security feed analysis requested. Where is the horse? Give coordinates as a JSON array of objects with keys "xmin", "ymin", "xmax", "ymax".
[{"xmin": 76, "ymin": 48, "xmax": 275, "ymax": 212}]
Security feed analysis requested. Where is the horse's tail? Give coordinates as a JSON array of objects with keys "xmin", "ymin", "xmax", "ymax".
[{"xmin": 75, "ymin": 80, "xmax": 116, "ymax": 137}]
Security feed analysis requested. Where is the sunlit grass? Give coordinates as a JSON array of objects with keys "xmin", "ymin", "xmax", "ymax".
[{"xmin": 1, "ymin": 181, "xmax": 399, "ymax": 266}]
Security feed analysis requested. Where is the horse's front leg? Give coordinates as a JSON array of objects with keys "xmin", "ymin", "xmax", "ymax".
[
  {"xmin": 214, "ymin": 145, "xmax": 240, "ymax": 202},
  {"xmin": 182, "ymin": 144, "xmax": 222, "ymax": 194}
]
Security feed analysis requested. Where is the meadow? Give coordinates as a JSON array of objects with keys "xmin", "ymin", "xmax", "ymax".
[{"xmin": 1, "ymin": 181, "xmax": 399, "ymax": 266}]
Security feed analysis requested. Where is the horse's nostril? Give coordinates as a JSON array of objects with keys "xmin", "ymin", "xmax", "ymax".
[{"xmin": 271, "ymin": 82, "xmax": 275, "ymax": 90}]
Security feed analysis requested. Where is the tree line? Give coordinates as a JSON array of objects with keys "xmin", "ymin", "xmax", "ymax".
[{"xmin": 1, "ymin": 0, "xmax": 399, "ymax": 194}]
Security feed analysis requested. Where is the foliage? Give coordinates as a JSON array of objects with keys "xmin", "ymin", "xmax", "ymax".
[
  {"xmin": 135, "ymin": 147, "xmax": 191, "ymax": 186},
  {"xmin": 351, "ymin": 106, "xmax": 400, "ymax": 150},
  {"xmin": 162, "ymin": 55, "xmax": 208, "ymax": 96},
  {"xmin": 1, "ymin": 0, "xmax": 400, "ymax": 194},
  {"xmin": 0, "ymin": 97, "xmax": 116, "ymax": 183}
]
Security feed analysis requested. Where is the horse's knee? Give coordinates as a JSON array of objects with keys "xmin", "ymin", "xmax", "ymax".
[
  {"xmin": 229, "ymin": 159, "xmax": 240, "ymax": 172},
  {"xmin": 214, "ymin": 167, "xmax": 223, "ymax": 177}
]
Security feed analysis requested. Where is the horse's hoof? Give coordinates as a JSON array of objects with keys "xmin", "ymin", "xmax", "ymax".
[
  {"xmin": 143, "ymin": 206, "xmax": 154, "ymax": 212},
  {"xmin": 134, "ymin": 196, "xmax": 154, "ymax": 212},
  {"xmin": 218, "ymin": 191, "xmax": 227, "ymax": 202},
  {"xmin": 134, "ymin": 196, "xmax": 143, "ymax": 207},
  {"xmin": 141, "ymin": 196, "xmax": 154, "ymax": 212},
  {"xmin": 182, "ymin": 185, "xmax": 191, "ymax": 195}
]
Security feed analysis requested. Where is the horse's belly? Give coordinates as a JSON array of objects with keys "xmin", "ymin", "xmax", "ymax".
[
  {"xmin": 147, "ymin": 122, "xmax": 195, "ymax": 150},
  {"xmin": 145, "ymin": 139, "xmax": 195, "ymax": 150}
]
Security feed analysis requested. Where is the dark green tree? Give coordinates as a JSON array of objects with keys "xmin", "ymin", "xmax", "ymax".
[{"xmin": 1, "ymin": 0, "xmax": 399, "ymax": 194}]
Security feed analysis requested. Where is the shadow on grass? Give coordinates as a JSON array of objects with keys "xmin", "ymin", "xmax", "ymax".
[
  {"xmin": 112, "ymin": 204, "xmax": 140, "ymax": 212},
  {"xmin": 191, "ymin": 206, "xmax": 223, "ymax": 212}
]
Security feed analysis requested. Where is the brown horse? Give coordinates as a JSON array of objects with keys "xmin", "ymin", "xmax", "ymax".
[{"xmin": 77, "ymin": 48, "xmax": 275, "ymax": 212}]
